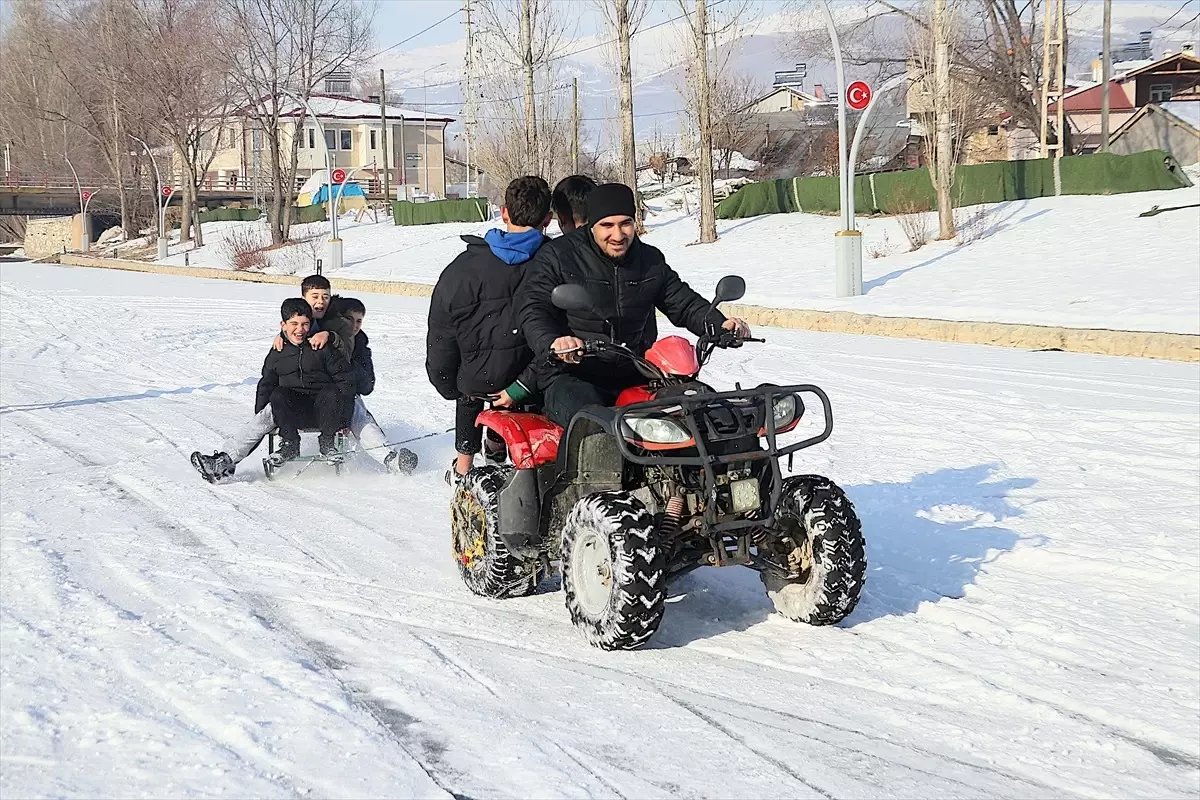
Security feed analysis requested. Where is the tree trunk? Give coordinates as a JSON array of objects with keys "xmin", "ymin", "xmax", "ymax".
[
  {"xmin": 695, "ymin": 0, "xmax": 717, "ymax": 244},
  {"xmin": 933, "ymin": 0, "xmax": 955, "ymax": 240},
  {"xmin": 520, "ymin": 0, "xmax": 537, "ymax": 169},
  {"xmin": 178, "ymin": 143, "xmax": 193, "ymax": 243},
  {"xmin": 616, "ymin": 0, "xmax": 638, "ymax": 210},
  {"xmin": 281, "ymin": 117, "xmax": 301, "ymax": 242}
]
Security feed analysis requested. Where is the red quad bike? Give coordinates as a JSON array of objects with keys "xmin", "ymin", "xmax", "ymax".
[{"xmin": 450, "ymin": 276, "xmax": 866, "ymax": 650}]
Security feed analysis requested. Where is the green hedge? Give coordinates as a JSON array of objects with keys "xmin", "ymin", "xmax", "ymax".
[
  {"xmin": 392, "ymin": 197, "xmax": 489, "ymax": 226},
  {"xmin": 291, "ymin": 204, "xmax": 327, "ymax": 225},
  {"xmin": 716, "ymin": 150, "xmax": 1192, "ymax": 219}
]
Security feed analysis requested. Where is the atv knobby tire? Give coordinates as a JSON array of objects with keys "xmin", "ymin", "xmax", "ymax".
[
  {"xmin": 761, "ymin": 475, "xmax": 865, "ymax": 625},
  {"xmin": 451, "ymin": 465, "xmax": 539, "ymax": 599},
  {"xmin": 562, "ymin": 491, "xmax": 666, "ymax": 650}
]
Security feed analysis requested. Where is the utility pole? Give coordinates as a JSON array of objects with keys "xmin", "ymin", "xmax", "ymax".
[
  {"xmin": 520, "ymin": 0, "xmax": 537, "ymax": 169},
  {"xmin": 695, "ymin": 0, "xmax": 717, "ymax": 243},
  {"xmin": 572, "ymin": 76, "xmax": 580, "ymax": 173},
  {"xmin": 1039, "ymin": 0, "xmax": 1066, "ymax": 193},
  {"xmin": 464, "ymin": 0, "xmax": 476, "ymax": 196},
  {"xmin": 1100, "ymin": 0, "xmax": 1112, "ymax": 152},
  {"xmin": 933, "ymin": 0, "xmax": 955, "ymax": 240},
  {"xmin": 379, "ymin": 68, "xmax": 391, "ymax": 202}
]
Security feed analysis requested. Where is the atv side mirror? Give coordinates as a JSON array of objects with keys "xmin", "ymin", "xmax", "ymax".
[
  {"xmin": 713, "ymin": 275, "xmax": 746, "ymax": 305},
  {"xmin": 551, "ymin": 283, "xmax": 594, "ymax": 313}
]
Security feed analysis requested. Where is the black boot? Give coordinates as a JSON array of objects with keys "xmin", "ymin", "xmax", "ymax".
[{"xmin": 191, "ymin": 451, "xmax": 234, "ymax": 483}]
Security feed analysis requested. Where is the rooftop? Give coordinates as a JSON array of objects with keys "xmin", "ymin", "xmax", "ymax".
[{"xmin": 277, "ymin": 93, "xmax": 455, "ymax": 124}]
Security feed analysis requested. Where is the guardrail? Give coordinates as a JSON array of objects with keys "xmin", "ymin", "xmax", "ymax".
[{"xmin": 3, "ymin": 171, "xmax": 386, "ymax": 195}]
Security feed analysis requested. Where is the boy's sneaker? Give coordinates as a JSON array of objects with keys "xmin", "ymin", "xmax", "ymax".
[
  {"xmin": 317, "ymin": 434, "xmax": 343, "ymax": 462},
  {"xmin": 277, "ymin": 438, "xmax": 302, "ymax": 462},
  {"xmin": 483, "ymin": 432, "xmax": 507, "ymax": 465},
  {"xmin": 191, "ymin": 451, "xmax": 234, "ymax": 483},
  {"xmin": 384, "ymin": 448, "xmax": 419, "ymax": 475},
  {"xmin": 444, "ymin": 460, "xmax": 467, "ymax": 487}
]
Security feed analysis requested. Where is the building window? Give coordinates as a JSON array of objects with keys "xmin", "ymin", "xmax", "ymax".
[
  {"xmin": 305, "ymin": 128, "xmax": 314, "ymax": 149},
  {"xmin": 1149, "ymin": 83, "xmax": 1173, "ymax": 103},
  {"xmin": 324, "ymin": 128, "xmax": 336, "ymax": 150},
  {"xmin": 987, "ymin": 125, "xmax": 1000, "ymax": 136},
  {"xmin": 340, "ymin": 129, "xmax": 352, "ymax": 150}
]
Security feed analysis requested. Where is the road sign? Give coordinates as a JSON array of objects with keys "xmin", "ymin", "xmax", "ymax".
[
  {"xmin": 405, "ymin": 152, "xmax": 421, "ymax": 161},
  {"xmin": 81, "ymin": 190, "xmax": 92, "ymax": 201},
  {"xmin": 331, "ymin": 168, "xmax": 346, "ymax": 184},
  {"xmin": 161, "ymin": 185, "xmax": 173, "ymax": 198},
  {"xmin": 847, "ymin": 81, "xmax": 872, "ymax": 111}
]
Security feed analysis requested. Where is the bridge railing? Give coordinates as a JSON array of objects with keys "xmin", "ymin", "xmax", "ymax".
[{"xmin": 4, "ymin": 170, "xmax": 386, "ymax": 197}]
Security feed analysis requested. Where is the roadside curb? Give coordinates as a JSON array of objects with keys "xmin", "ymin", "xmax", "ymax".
[{"xmin": 56, "ymin": 254, "xmax": 1200, "ymax": 363}]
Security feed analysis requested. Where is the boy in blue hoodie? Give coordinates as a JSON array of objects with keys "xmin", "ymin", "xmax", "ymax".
[{"xmin": 426, "ymin": 176, "xmax": 551, "ymax": 483}]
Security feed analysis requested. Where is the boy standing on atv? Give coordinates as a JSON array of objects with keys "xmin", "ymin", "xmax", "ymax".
[
  {"xmin": 257, "ymin": 298, "xmax": 355, "ymax": 462},
  {"xmin": 426, "ymin": 175, "xmax": 552, "ymax": 483},
  {"xmin": 190, "ymin": 277, "xmax": 415, "ymax": 482},
  {"xmin": 519, "ymin": 182, "xmax": 750, "ymax": 428}
]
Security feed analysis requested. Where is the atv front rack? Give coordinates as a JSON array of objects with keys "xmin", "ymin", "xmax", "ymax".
[{"xmin": 611, "ymin": 383, "xmax": 834, "ymax": 535}]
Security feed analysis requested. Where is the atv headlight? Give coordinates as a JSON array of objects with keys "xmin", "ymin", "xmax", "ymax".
[
  {"xmin": 771, "ymin": 394, "xmax": 799, "ymax": 429},
  {"xmin": 622, "ymin": 414, "xmax": 692, "ymax": 445}
]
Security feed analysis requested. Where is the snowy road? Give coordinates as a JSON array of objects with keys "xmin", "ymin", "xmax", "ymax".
[{"xmin": 1, "ymin": 264, "xmax": 1198, "ymax": 798}]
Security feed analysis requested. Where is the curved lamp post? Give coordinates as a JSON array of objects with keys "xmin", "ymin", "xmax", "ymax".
[{"xmin": 129, "ymin": 134, "xmax": 169, "ymax": 260}]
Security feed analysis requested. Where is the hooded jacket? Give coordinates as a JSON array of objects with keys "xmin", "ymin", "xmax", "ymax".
[
  {"xmin": 425, "ymin": 230, "xmax": 545, "ymax": 402},
  {"xmin": 255, "ymin": 335, "xmax": 354, "ymax": 413},
  {"xmin": 517, "ymin": 227, "xmax": 726, "ymax": 386}
]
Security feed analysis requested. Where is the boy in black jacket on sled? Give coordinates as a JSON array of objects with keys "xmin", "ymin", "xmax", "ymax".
[
  {"xmin": 426, "ymin": 175, "xmax": 552, "ymax": 484},
  {"xmin": 257, "ymin": 298, "xmax": 355, "ymax": 461}
]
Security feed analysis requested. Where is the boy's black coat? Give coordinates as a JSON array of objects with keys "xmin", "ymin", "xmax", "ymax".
[
  {"xmin": 351, "ymin": 330, "xmax": 375, "ymax": 396},
  {"xmin": 255, "ymin": 337, "xmax": 354, "ymax": 413},
  {"xmin": 426, "ymin": 235, "xmax": 539, "ymax": 400}
]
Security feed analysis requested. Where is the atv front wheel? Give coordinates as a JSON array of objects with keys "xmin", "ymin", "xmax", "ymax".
[
  {"xmin": 760, "ymin": 475, "xmax": 865, "ymax": 625},
  {"xmin": 451, "ymin": 465, "xmax": 540, "ymax": 599},
  {"xmin": 562, "ymin": 492, "xmax": 666, "ymax": 650}
]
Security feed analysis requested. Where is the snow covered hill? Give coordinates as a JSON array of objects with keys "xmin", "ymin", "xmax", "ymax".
[
  {"xmin": 2, "ymin": 264, "xmax": 1198, "ymax": 797},
  {"xmin": 161, "ymin": 182, "xmax": 1200, "ymax": 334}
]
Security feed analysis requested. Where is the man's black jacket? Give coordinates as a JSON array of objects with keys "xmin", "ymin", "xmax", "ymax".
[
  {"xmin": 517, "ymin": 228, "xmax": 726, "ymax": 385},
  {"xmin": 350, "ymin": 330, "xmax": 375, "ymax": 396},
  {"xmin": 426, "ymin": 235, "xmax": 540, "ymax": 401},
  {"xmin": 255, "ymin": 336, "xmax": 354, "ymax": 413}
]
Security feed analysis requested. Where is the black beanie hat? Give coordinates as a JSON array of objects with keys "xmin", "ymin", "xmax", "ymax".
[{"xmin": 586, "ymin": 183, "xmax": 637, "ymax": 226}]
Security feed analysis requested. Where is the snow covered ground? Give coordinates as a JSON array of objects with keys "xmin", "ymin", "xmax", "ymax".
[
  {"xmin": 2, "ymin": 264, "xmax": 1198, "ymax": 798},
  {"xmin": 157, "ymin": 182, "xmax": 1200, "ymax": 335}
]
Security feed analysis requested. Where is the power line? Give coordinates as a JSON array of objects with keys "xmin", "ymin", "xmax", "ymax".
[
  {"xmin": 1157, "ymin": 0, "xmax": 1196, "ymax": 28},
  {"xmin": 393, "ymin": 0, "xmax": 728, "ymax": 93},
  {"xmin": 365, "ymin": 9, "xmax": 461, "ymax": 63}
]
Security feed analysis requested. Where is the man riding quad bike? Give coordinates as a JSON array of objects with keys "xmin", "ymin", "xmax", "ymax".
[{"xmin": 449, "ymin": 272, "xmax": 866, "ymax": 650}]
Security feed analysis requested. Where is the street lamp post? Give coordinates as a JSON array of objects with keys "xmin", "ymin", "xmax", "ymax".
[
  {"xmin": 280, "ymin": 89, "xmax": 342, "ymax": 271},
  {"xmin": 423, "ymin": 62, "xmax": 446, "ymax": 198},
  {"xmin": 64, "ymin": 155, "xmax": 91, "ymax": 251},
  {"xmin": 130, "ymin": 134, "xmax": 169, "ymax": 260},
  {"xmin": 819, "ymin": 0, "xmax": 863, "ymax": 298}
]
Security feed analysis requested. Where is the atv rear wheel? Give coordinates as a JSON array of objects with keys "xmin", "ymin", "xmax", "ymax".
[
  {"xmin": 451, "ymin": 465, "xmax": 540, "ymax": 599},
  {"xmin": 760, "ymin": 475, "xmax": 865, "ymax": 625},
  {"xmin": 562, "ymin": 491, "xmax": 666, "ymax": 650}
]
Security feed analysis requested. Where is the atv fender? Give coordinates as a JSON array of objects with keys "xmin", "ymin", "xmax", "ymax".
[{"xmin": 496, "ymin": 467, "xmax": 542, "ymax": 559}]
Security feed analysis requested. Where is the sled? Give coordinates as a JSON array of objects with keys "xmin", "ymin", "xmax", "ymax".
[{"xmin": 262, "ymin": 428, "xmax": 351, "ymax": 480}]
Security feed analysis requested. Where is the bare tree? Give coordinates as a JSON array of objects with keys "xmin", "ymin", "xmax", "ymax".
[
  {"xmin": 675, "ymin": 0, "xmax": 750, "ymax": 242},
  {"xmin": 476, "ymin": 0, "xmax": 569, "ymax": 173},
  {"xmin": 472, "ymin": 0, "xmax": 571, "ymax": 186},
  {"xmin": 129, "ymin": 0, "xmax": 237, "ymax": 247},
  {"xmin": 595, "ymin": 0, "xmax": 650, "ymax": 213},
  {"xmin": 710, "ymin": 71, "xmax": 763, "ymax": 174},
  {"xmin": 223, "ymin": 0, "xmax": 373, "ymax": 245}
]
